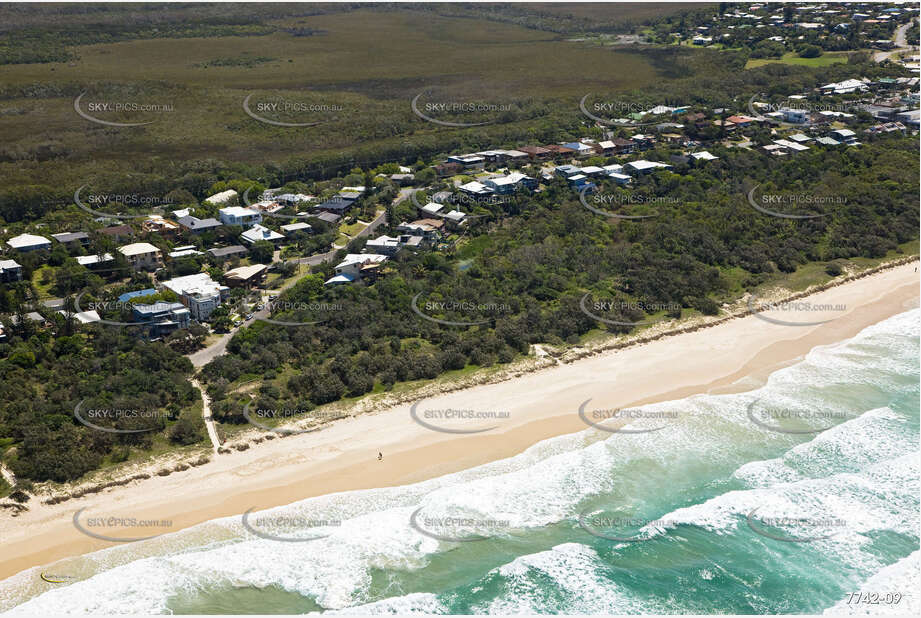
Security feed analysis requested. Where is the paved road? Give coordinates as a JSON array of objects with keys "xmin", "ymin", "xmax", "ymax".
[{"xmin": 874, "ymin": 18, "xmax": 917, "ymax": 62}]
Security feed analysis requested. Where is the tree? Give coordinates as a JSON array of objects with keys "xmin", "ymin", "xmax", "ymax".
[{"xmin": 249, "ymin": 240, "xmax": 274, "ymax": 264}]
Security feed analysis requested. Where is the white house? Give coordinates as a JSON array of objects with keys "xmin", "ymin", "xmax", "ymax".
[
  {"xmin": 118, "ymin": 242, "xmax": 163, "ymax": 270},
  {"xmin": 161, "ymin": 273, "xmax": 227, "ymax": 320},
  {"xmin": 325, "ymin": 254, "xmax": 389, "ymax": 285},
  {"xmin": 219, "ymin": 206, "xmax": 262, "ymax": 227},
  {"xmin": 241, "ymin": 224, "xmax": 285, "ymax": 245},
  {"xmin": 625, "ymin": 160, "xmax": 672, "ymax": 175},
  {"xmin": 6, "ymin": 233, "xmax": 51, "ymax": 252}
]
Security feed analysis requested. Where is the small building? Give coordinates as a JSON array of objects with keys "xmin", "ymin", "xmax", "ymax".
[
  {"xmin": 219, "ymin": 206, "xmax": 262, "ymax": 228},
  {"xmin": 434, "ymin": 162, "xmax": 464, "ymax": 177},
  {"xmin": 118, "ymin": 242, "xmax": 163, "ymax": 270},
  {"xmin": 396, "ymin": 219, "xmax": 444, "ymax": 243},
  {"xmin": 458, "ymin": 181, "xmax": 495, "ymax": 199},
  {"xmin": 309, "ymin": 212, "xmax": 341, "ymax": 225},
  {"xmin": 773, "ymin": 139, "xmax": 810, "ymax": 153},
  {"xmin": 208, "ymin": 245, "xmax": 248, "ymax": 261},
  {"xmin": 6, "ymin": 233, "xmax": 51, "ymax": 252},
  {"xmin": 483, "ymin": 172, "xmax": 538, "ymax": 194},
  {"xmin": 625, "ymin": 160, "xmax": 672, "ymax": 175},
  {"xmin": 518, "ymin": 145, "xmax": 552, "ymax": 160},
  {"xmin": 280, "ymin": 222, "xmax": 313, "ymax": 234},
  {"xmin": 554, "ymin": 164, "xmax": 583, "ymax": 179},
  {"xmin": 224, "ymin": 264, "xmax": 268, "ymax": 288},
  {"xmin": 446, "ymin": 154, "xmax": 486, "ymax": 169},
  {"xmin": 561, "ymin": 142, "xmax": 596, "ymax": 158},
  {"xmin": 830, "ymin": 128, "xmax": 858, "ymax": 144},
  {"xmin": 59, "ymin": 309, "xmax": 101, "ymax": 324},
  {"xmin": 0, "ymin": 258, "xmax": 23, "ymax": 282},
  {"xmin": 168, "ymin": 245, "xmax": 204, "ymax": 259},
  {"xmin": 142, "ymin": 216, "xmax": 180, "ymax": 235},
  {"xmin": 99, "ymin": 224, "xmax": 134, "ymax": 242},
  {"xmin": 51, "ymin": 231, "xmax": 90, "ymax": 247},
  {"xmin": 75, "ymin": 253, "xmax": 114, "ymax": 267},
  {"xmin": 325, "ymin": 254, "xmax": 389, "ymax": 285},
  {"xmin": 241, "ymin": 224, "xmax": 285, "ymax": 245},
  {"xmin": 178, "ymin": 216, "xmax": 223, "ymax": 234},
  {"xmin": 690, "ymin": 151, "xmax": 719, "ymax": 161},
  {"xmin": 118, "ymin": 288, "xmax": 158, "ymax": 304},
  {"xmin": 315, "ymin": 194, "xmax": 358, "ymax": 215}
]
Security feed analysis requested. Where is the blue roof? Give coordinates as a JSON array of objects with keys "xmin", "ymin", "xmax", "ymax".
[{"xmin": 118, "ymin": 288, "xmax": 157, "ymax": 303}]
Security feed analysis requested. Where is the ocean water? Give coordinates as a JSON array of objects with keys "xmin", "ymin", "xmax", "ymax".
[{"xmin": 1, "ymin": 309, "xmax": 918, "ymax": 615}]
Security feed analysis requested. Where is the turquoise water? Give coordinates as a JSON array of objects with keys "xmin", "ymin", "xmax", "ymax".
[{"xmin": 2, "ymin": 309, "xmax": 918, "ymax": 615}]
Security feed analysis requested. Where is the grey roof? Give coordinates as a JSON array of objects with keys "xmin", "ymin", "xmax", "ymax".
[
  {"xmin": 311, "ymin": 212, "xmax": 341, "ymax": 224},
  {"xmin": 178, "ymin": 216, "xmax": 222, "ymax": 231},
  {"xmin": 51, "ymin": 232, "xmax": 89, "ymax": 243},
  {"xmin": 208, "ymin": 245, "xmax": 248, "ymax": 258}
]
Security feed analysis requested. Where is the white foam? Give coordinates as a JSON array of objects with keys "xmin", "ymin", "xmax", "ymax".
[{"xmin": 824, "ymin": 551, "xmax": 920, "ymax": 615}]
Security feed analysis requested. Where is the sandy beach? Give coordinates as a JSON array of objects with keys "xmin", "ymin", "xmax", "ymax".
[{"xmin": 1, "ymin": 260, "xmax": 918, "ymax": 582}]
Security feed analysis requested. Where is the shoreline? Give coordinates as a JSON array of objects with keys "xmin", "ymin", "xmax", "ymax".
[{"xmin": 0, "ymin": 258, "xmax": 918, "ymax": 583}]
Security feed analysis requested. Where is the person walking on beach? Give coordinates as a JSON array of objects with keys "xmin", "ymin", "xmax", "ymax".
[{"xmin": 378, "ymin": 452, "xmax": 383, "ymax": 461}]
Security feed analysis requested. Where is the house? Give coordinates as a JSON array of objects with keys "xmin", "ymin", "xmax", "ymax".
[
  {"xmin": 6, "ymin": 233, "xmax": 51, "ymax": 252},
  {"xmin": 727, "ymin": 115, "xmax": 759, "ymax": 128},
  {"xmin": 788, "ymin": 133, "xmax": 811, "ymax": 143},
  {"xmin": 204, "ymin": 189, "xmax": 238, "ymax": 205},
  {"xmin": 609, "ymin": 138, "xmax": 635, "ymax": 154},
  {"xmin": 896, "ymin": 109, "xmax": 920, "ymax": 128},
  {"xmin": 421, "ymin": 202, "xmax": 445, "ymax": 217},
  {"xmin": 178, "ymin": 215, "xmax": 223, "ymax": 234},
  {"xmin": 59, "ymin": 309, "xmax": 101, "ymax": 324},
  {"xmin": 442, "ymin": 210, "xmax": 467, "ymax": 230},
  {"xmin": 608, "ymin": 173, "xmax": 632, "ymax": 185},
  {"xmin": 316, "ymin": 194, "xmax": 359, "ymax": 214},
  {"xmin": 118, "ymin": 288, "xmax": 158, "ymax": 304},
  {"xmin": 241, "ymin": 224, "xmax": 285, "ymax": 245},
  {"xmin": 763, "ymin": 144, "xmax": 789, "ymax": 156},
  {"xmin": 434, "ymin": 162, "xmax": 464, "ymax": 177},
  {"xmin": 554, "ymin": 164, "xmax": 582, "ymax": 179},
  {"xmin": 99, "ymin": 224, "xmax": 134, "ymax": 242},
  {"xmin": 325, "ymin": 254, "xmax": 389, "ymax": 285},
  {"xmin": 446, "ymin": 154, "xmax": 486, "ymax": 169},
  {"xmin": 75, "ymin": 253, "xmax": 114, "ymax": 267},
  {"xmin": 779, "ymin": 108, "xmax": 808, "ymax": 124},
  {"xmin": 625, "ymin": 160, "xmax": 672, "ymax": 175},
  {"xmin": 500, "ymin": 149, "xmax": 529, "ymax": 162},
  {"xmin": 690, "ymin": 151, "xmax": 719, "ymax": 161},
  {"xmin": 219, "ymin": 206, "xmax": 262, "ymax": 227},
  {"xmin": 208, "ymin": 245, "xmax": 248, "ymax": 261},
  {"xmin": 275, "ymin": 193, "xmax": 313, "ymax": 206},
  {"xmin": 579, "ymin": 166, "xmax": 607, "ymax": 178},
  {"xmin": 567, "ymin": 174, "xmax": 594, "ymax": 190},
  {"xmin": 396, "ymin": 219, "xmax": 444, "ymax": 243},
  {"xmin": 603, "ymin": 163, "xmax": 624, "ymax": 174},
  {"xmin": 518, "ymin": 145, "xmax": 552, "ymax": 160},
  {"xmin": 224, "ymin": 264, "xmax": 268, "ymax": 288},
  {"xmin": 51, "ymin": 231, "xmax": 90, "ymax": 247},
  {"xmin": 820, "ymin": 79, "xmax": 869, "ymax": 95},
  {"xmin": 866, "ymin": 122, "xmax": 907, "ymax": 135},
  {"xmin": 830, "ymin": 128, "xmax": 858, "ymax": 144},
  {"xmin": 458, "ymin": 181, "xmax": 494, "ymax": 199},
  {"xmin": 542, "ymin": 144, "xmax": 576, "ymax": 157},
  {"xmin": 483, "ymin": 172, "xmax": 538, "ymax": 194},
  {"xmin": 692, "ymin": 35, "xmax": 713, "ymax": 45},
  {"xmin": 365, "ymin": 234, "xmax": 424, "ymax": 255},
  {"xmin": 773, "ymin": 139, "xmax": 810, "ymax": 153},
  {"xmin": 168, "ymin": 245, "xmax": 203, "ymax": 259},
  {"xmin": 630, "ymin": 134, "xmax": 656, "ymax": 149},
  {"xmin": 132, "ymin": 302, "xmax": 191, "ymax": 339},
  {"xmin": 280, "ymin": 222, "xmax": 313, "ymax": 234},
  {"xmin": 561, "ymin": 142, "xmax": 595, "ymax": 158},
  {"xmin": 816, "ymin": 136, "xmax": 842, "ymax": 146},
  {"xmin": 118, "ymin": 242, "xmax": 163, "ymax": 270},
  {"xmin": 142, "ymin": 215, "xmax": 179, "ymax": 235},
  {"xmin": 161, "ymin": 273, "xmax": 228, "ymax": 320},
  {"xmin": 309, "ymin": 212, "xmax": 341, "ymax": 225},
  {"xmin": 0, "ymin": 259, "xmax": 22, "ymax": 282}
]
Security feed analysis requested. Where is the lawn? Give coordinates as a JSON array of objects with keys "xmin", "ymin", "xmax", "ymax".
[{"xmin": 745, "ymin": 51, "xmax": 850, "ymax": 69}]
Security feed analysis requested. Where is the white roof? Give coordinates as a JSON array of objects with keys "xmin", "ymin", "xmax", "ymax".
[
  {"xmin": 225, "ymin": 264, "xmax": 267, "ymax": 280},
  {"xmin": 444, "ymin": 210, "xmax": 466, "ymax": 221},
  {"xmin": 459, "ymin": 181, "xmax": 491, "ymax": 193},
  {"xmin": 241, "ymin": 224, "xmax": 285, "ymax": 243},
  {"xmin": 168, "ymin": 248, "xmax": 203, "ymax": 258},
  {"xmin": 421, "ymin": 202, "xmax": 444, "ymax": 214},
  {"xmin": 0, "ymin": 259, "xmax": 22, "ymax": 269},
  {"xmin": 817, "ymin": 136, "xmax": 841, "ymax": 145},
  {"xmin": 501, "ymin": 149, "xmax": 529, "ymax": 158},
  {"xmin": 162, "ymin": 273, "xmax": 222, "ymax": 298},
  {"xmin": 789, "ymin": 133, "xmax": 811, "ymax": 142},
  {"xmin": 59, "ymin": 309, "xmax": 101, "ymax": 324},
  {"xmin": 220, "ymin": 206, "xmax": 261, "ymax": 218},
  {"xmin": 580, "ymin": 166, "xmax": 605, "ymax": 174},
  {"xmin": 205, "ymin": 189, "xmax": 239, "ymax": 204},
  {"xmin": 118, "ymin": 242, "xmax": 160, "ymax": 257},
  {"xmin": 773, "ymin": 139, "xmax": 810, "ymax": 151},
  {"xmin": 598, "ymin": 140, "xmax": 616, "ymax": 149},
  {"xmin": 609, "ymin": 173, "xmax": 632, "ymax": 181},
  {"xmin": 627, "ymin": 160, "xmax": 671, "ymax": 171},
  {"xmin": 336, "ymin": 253, "xmax": 388, "ymax": 268},
  {"xmin": 280, "ymin": 222, "xmax": 312, "ymax": 232},
  {"xmin": 76, "ymin": 253, "xmax": 114, "ymax": 266},
  {"xmin": 6, "ymin": 233, "xmax": 50, "ymax": 249},
  {"xmin": 691, "ymin": 151, "xmax": 719, "ymax": 160},
  {"xmin": 832, "ymin": 128, "xmax": 856, "ymax": 137},
  {"xmin": 602, "ymin": 164, "xmax": 624, "ymax": 172},
  {"xmin": 172, "ymin": 208, "xmax": 191, "ymax": 219}
]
